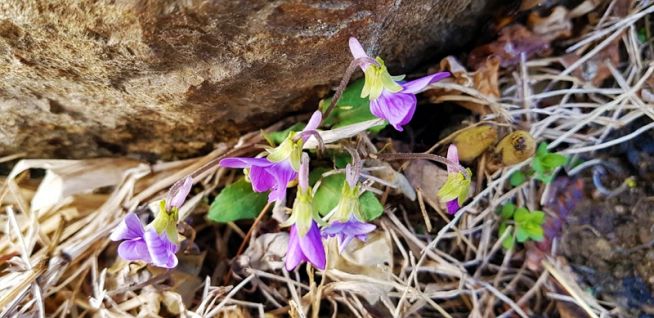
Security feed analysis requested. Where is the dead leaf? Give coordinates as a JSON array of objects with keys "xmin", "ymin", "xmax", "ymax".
[
  {"xmin": 528, "ymin": 6, "xmax": 572, "ymax": 41},
  {"xmin": 234, "ymin": 233, "xmax": 289, "ymax": 273},
  {"xmin": 428, "ymin": 56, "xmax": 500, "ymax": 114},
  {"xmin": 438, "ymin": 56, "xmax": 472, "ymax": 86},
  {"xmin": 404, "ymin": 159, "xmax": 448, "ymax": 206},
  {"xmin": 453, "ymin": 125, "xmax": 499, "ymax": 162},
  {"xmin": 561, "ymin": 39, "xmax": 620, "ymax": 86},
  {"xmin": 8, "ymin": 158, "xmax": 145, "ymax": 213},
  {"xmin": 468, "ymin": 24, "xmax": 549, "ymax": 69},
  {"xmin": 325, "ymin": 232, "xmax": 393, "ymax": 304},
  {"xmin": 367, "ymin": 159, "xmax": 416, "ymax": 201}
]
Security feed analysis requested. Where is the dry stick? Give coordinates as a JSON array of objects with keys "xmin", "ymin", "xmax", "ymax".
[
  {"xmin": 222, "ymin": 201, "xmax": 272, "ymax": 285},
  {"xmin": 373, "ymin": 152, "xmax": 469, "ymax": 179},
  {"xmin": 322, "ymin": 57, "xmax": 379, "ymax": 120}
]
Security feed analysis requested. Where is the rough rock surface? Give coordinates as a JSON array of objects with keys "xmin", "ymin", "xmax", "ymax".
[{"xmin": 0, "ymin": 0, "xmax": 504, "ymax": 159}]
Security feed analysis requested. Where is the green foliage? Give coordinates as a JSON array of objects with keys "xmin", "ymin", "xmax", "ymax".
[
  {"xmin": 263, "ymin": 123, "xmax": 305, "ymax": 146},
  {"xmin": 497, "ymin": 202, "xmax": 546, "ymax": 250},
  {"xmin": 312, "ymin": 173, "xmax": 384, "ymax": 221},
  {"xmin": 208, "ymin": 179, "xmax": 268, "ymax": 223},
  {"xmin": 320, "ymin": 79, "xmax": 386, "ymax": 132},
  {"xmin": 532, "ymin": 143, "xmax": 567, "ymax": 184},
  {"xmin": 509, "ymin": 171, "xmax": 526, "ymax": 187}
]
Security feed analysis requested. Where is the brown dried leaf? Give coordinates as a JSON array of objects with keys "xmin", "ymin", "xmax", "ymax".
[
  {"xmin": 439, "ymin": 56, "xmax": 472, "ymax": 86},
  {"xmin": 234, "ymin": 233, "xmax": 289, "ymax": 272},
  {"xmin": 9, "ymin": 158, "xmax": 144, "ymax": 213},
  {"xmin": 404, "ymin": 159, "xmax": 448, "ymax": 205},
  {"xmin": 468, "ymin": 24, "xmax": 549, "ymax": 69},
  {"xmin": 453, "ymin": 125, "xmax": 499, "ymax": 162},
  {"xmin": 561, "ymin": 39, "xmax": 620, "ymax": 86},
  {"xmin": 528, "ymin": 6, "xmax": 572, "ymax": 41},
  {"xmin": 326, "ymin": 232, "xmax": 393, "ymax": 304}
]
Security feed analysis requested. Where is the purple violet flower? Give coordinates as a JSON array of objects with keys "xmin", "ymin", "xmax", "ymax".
[
  {"xmin": 286, "ymin": 221, "xmax": 326, "ymax": 271},
  {"xmin": 283, "ymin": 153, "xmax": 326, "ymax": 271},
  {"xmin": 322, "ymin": 163, "xmax": 376, "ymax": 252},
  {"xmin": 220, "ymin": 111, "xmax": 322, "ymax": 202},
  {"xmin": 349, "ymin": 37, "xmax": 450, "ymax": 131},
  {"xmin": 437, "ymin": 144, "xmax": 472, "ymax": 215},
  {"xmin": 110, "ymin": 213, "xmax": 179, "ymax": 268},
  {"xmin": 322, "ymin": 216, "xmax": 376, "ymax": 253}
]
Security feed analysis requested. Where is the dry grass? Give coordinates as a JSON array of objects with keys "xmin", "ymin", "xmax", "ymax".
[{"xmin": 1, "ymin": 0, "xmax": 654, "ymax": 317}]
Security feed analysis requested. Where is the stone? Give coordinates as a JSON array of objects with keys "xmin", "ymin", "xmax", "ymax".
[{"xmin": 0, "ymin": 0, "xmax": 506, "ymax": 159}]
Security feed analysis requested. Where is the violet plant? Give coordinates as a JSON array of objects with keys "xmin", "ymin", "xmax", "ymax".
[
  {"xmin": 113, "ymin": 36, "xmax": 470, "ymax": 273},
  {"xmin": 110, "ymin": 176, "xmax": 192, "ymax": 268}
]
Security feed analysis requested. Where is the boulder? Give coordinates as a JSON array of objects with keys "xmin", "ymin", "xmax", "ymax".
[{"xmin": 0, "ymin": 0, "xmax": 505, "ymax": 159}]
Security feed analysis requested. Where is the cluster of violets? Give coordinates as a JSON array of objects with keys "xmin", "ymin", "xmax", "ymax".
[{"xmin": 111, "ymin": 37, "xmax": 472, "ymax": 270}]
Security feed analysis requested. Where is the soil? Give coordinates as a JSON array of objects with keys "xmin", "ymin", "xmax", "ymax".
[{"xmin": 560, "ymin": 129, "xmax": 654, "ymax": 317}]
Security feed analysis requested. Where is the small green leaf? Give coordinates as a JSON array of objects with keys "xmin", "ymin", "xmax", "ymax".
[
  {"xmin": 263, "ymin": 123, "xmax": 305, "ymax": 146},
  {"xmin": 541, "ymin": 153, "xmax": 567, "ymax": 168},
  {"xmin": 513, "ymin": 207, "xmax": 530, "ymax": 223},
  {"xmin": 320, "ymin": 79, "xmax": 386, "ymax": 132},
  {"xmin": 313, "ymin": 173, "xmax": 384, "ymax": 220},
  {"xmin": 499, "ymin": 222, "xmax": 515, "ymax": 250},
  {"xmin": 313, "ymin": 174, "xmax": 346, "ymax": 215},
  {"xmin": 208, "ymin": 179, "xmax": 268, "ymax": 223},
  {"xmin": 332, "ymin": 151, "xmax": 352, "ymax": 169},
  {"xmin": 509, "ymin": 171, "xmax": 526, "ymax": 187},
  {"xmin": 359, "ymin": 191, "xmax": 384, "ymax": 221},
  {"xmin": 536, "ymin": 142, "xmax": 548, "ymax": 157},
  {"xmin": 515, "ymin": 227, "xmax": 529, "ymax": 242},
  {"xmin": 309, "ymin": 167, "xmax": 330, "ymax": 186},
  {"xmin": 500, "ymin": 203, "xmax": 516, "ymax": 219}
]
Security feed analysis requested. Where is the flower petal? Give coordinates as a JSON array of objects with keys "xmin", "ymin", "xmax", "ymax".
[
  {"xmin": 401, "ymin": 72, "xmax": 450, "ymax": 94},
  {"xmin": 144, "ymin": 228, "xmax": 179, "ymax": 268},
  {"xmin": 344, "ymin": 221, "xmax": 377, "ymax": 235},
  {"xmin": 110, "ymin": 213, "xmax": 145, "ymax": 241},
  {"xmin": 249, "ymin": 165, "xmax": 275, "ymax": 193},
  {"xmin": 338, "ymin": 234, "xmax": 355, "ymax": 253},
  {"xmin": 219, "ymin": 157, "xmax": 272, "ymax": 169},
  {"xmin": 370, "ymin": 91, "xmax": 417, "ymax": 131},
  {"xmin": 446, "ymin": 199, "xmax": 460, "ymax": 215},
  {"xmin": 285, "ymin": 225, "xmax": 306, "ymax": 271},
  {"xmin": 304, "ymin": 111, "xmax": 322, "ymax": 132},
  {"xmin": 446, "ymin": 144, "xmax": 460, "ymax": 173},
  {"xmin": 348, "ymin": 37, "xmax": 370, "ymax": 70},
  {"xmin": 298, "ymin": 222, "xmax": 326, "ymax": 270},
  {"xmin": 117, "ymin": 239, "xmax": 151, "ymax": 263},
  {"xmin": 166, "ymin": 176, "xmax": 193, "ymax": 210},
  {"xmin": 267, "ymin": 160, "xmax": 297, "ymax": 202}
]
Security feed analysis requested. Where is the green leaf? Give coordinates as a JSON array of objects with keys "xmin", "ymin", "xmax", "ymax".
[
  {"xmin": 208, "ymin": 179, "xmax": 268, "ymax": 223},
  {"xmin": 509, "ymin": 171, "xmax": 526, "ymax": 187},
  {"xmin": 359, "ymin": 191, "xmax": 384, "ymax": 221},
  {"xmin": 309, "ymin": 167, "xmax": 330, "ymax": 186},
  {"xmin": 331, "ymin": 151, "xmax": 352, "ymax": 169},
  {"xmin": 320, "ymin": 79, "xmax": 387, "ymax": 132},
  {"xmin": 263, "ymin": 123, "xmax": 305, "ymax": 146},
  {"xmin": 541, "ymin": 153, "xmax": 567, "ymax": 168},
  {"xmin": 536, "ymin": 142, "xmax": 548, "ymax": 157},
  {"xmin": 500, "ymin": 203, "xmax": 516, "ymax": 219},
  {"xmin": 313, "ymin": 172, "xmax": 384, "ymax": 220},
  {"xmin": 313, "ymin": 173, "xmax": 346, "ymax": 215},
  {"xmin": 499, "ymin": 222, "xmax": 514, "ymax": 250},
  {"xmin": 513, "ymin": 207, "xmax": 530, "ymax": 223},
  {"xmin": 515, "ymin": 227, "xmax": 529, "ymax": 242}
]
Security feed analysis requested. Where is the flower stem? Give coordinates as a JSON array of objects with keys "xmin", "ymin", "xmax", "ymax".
[
  {"xmin": 372, "ymin": 152, "xmax": 470, "ymax": 179},
  {"xmin": 321, "ymin": 56, "xmax": 379, "ymax": 121}
]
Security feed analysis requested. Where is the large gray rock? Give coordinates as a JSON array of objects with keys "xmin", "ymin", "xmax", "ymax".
[{"xmin": 0, "ymin": 0, "xmax": 504, "ymax": 159}]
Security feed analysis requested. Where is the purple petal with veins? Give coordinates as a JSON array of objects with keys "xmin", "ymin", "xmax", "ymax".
[
  {"xmin": 144, "ymin": 228, "xmax": 179, "ymax": 269},
  {"xmin": 110, "ymin": 213, "xmax": 145, "ymax": 241},
  {"xmin": 285, "ymin": 222, "xmax": 326, "ymax": 271},
  {"xmin": 322, "ymin": 217, "xmax": 376, "ymax": 253}
]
